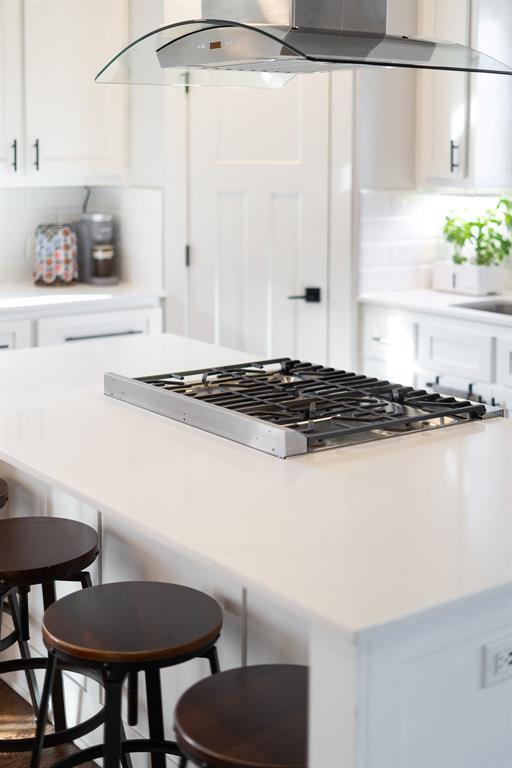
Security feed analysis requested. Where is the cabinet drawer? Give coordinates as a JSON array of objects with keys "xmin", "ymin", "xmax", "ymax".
[
  {"xmin": 418, "ymin": 321, "xmax": 493, "ymax": 382},
  {"xmin": 36, "ymin": 307, "xmax": 162, "ymax": 346},
  {"xmin": 362, "ymin": 309, "xmax": 416, "ymax": 361},
  {"xmin": 496, "ymin": 335, "xmax": 512, "ymax": 387},
  {"xmin": 361, "ymin": 308, "xmax": 416, "ymax": 384}
]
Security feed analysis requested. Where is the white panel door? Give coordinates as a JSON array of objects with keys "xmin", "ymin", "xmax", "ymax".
[
  {"xmin": 22, "ymin": 0, "xmax": 128, "ymax": 183},
  {"xmin": 0, "ymin": 0, "xmax": 23, "ymax": 181},
  {"xmin": 187, "ymin": 75, "xmax": 330, "ymax": 363}
]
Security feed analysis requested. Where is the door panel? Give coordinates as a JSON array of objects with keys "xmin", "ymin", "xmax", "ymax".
[{"xmin": 188, "ymin": 74, "xmax": 330, "ymax": 363}]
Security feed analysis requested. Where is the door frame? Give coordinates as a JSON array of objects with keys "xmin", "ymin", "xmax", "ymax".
[{"xmin": 164, "ymin": 72, "xmax": 358, "ymax": 370}]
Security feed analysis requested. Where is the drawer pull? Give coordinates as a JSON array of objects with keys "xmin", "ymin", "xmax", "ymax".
[
  {"xmin": 64, "ymin": 330, "xmax": 143, "ymax": 343},
  {"xmin": 371, "ymin": 336, "xmax": 391, "ymax": 345}
]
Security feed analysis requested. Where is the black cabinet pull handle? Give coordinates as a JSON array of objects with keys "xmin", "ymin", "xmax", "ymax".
[
  {"xmin": 34, "ymin": 138, "xmax": 40, "ymax": 170},
  {"xmin": 64, "ymin": 329, "xmax": 143, "ymax": 342},
  {"xmin": 450, "ymin": 139, "xmax": 459, "ymax": 173},
  {"xmin": 11, "ymin": 139, "xmax": 17, "ymax": 171},
  {"xmin": 287, "ymin": 287, "xmax": 321, "ymax": 303}
]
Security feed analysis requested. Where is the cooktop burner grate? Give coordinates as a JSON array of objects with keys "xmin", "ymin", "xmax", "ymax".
[{"xmin": 104, "ymin": 358, "xmax": 501, "ymax": 458}]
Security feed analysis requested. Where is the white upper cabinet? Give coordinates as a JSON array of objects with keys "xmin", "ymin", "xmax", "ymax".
[
  {"xmin": 0, "ymin": 0, "xmax": 129, "ymax": 186},
  {"xmin": 416, "ymin": 0, "xmax": 512, "ymax": 190},
  {"xmin": 469, "ymin": 0, "xmax": 512, "ymax": 189},
  {"xmin": 0, "ymin": 0, "xmax": 24, "ymax": 180},
  {"xmin": 416, "ymin": 0, "xmax": 471, "ymax": 187}
]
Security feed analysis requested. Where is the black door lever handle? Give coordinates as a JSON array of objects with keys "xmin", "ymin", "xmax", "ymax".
[{"xmin": 287, "ymin": 287, "xmax": 321, "ymax": 303}]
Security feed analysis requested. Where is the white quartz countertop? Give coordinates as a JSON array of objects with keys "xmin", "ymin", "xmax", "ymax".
[
  {"xmin": 0, "ymin": 283, "xmax": 166, "ymax": 318},
  {"xmin": 1, "ymin": 334, "xmax": 511, "ymax": 635},
  {"xmin": 359, "ymin": 289, "xmax": 512, "ymax": 327}
]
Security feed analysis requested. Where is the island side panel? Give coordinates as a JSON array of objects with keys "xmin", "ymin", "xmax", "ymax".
[{"xmin": 358, "ymin": 587, "xmax": 512, "ymax": 768}]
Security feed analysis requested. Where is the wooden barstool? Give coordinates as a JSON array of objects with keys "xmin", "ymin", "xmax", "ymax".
[
  {"xmin": 0, "ymin": 515, "xmax": 100, "ymax": 754},
  {"xmin": 175, "ymin": 665, "xmax": 308, "ymax": 768},
  {"xmin": 31, "ymin": 581, "xmax": 223, "ymax": 768}
]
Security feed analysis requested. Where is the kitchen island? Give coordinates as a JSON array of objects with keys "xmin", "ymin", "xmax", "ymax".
[{"xmin": 1, "ymin": 334, "xmax": 511, "ymax": 767}]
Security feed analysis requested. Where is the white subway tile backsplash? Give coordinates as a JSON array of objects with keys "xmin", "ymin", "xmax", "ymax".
[
  {"xmin": 360, "ymin": 214, "xmax": 419, "ymax": 244},
  {"xmin": 359, "ymin": 190, "xmax": 392, "ymax": 218},
  {"xmin": 360, "ymin": 243, "xmax": 392, "ymax": 268},
  {"xmin": 358, "ymin": 189, "xmax": 503, "ymax": 292},
  {"xmin": 360, "ymin": 265, "xmax": 432, "ymax": 293},
  {"xmin": 390, "ymin": 239, "xmax": 442, "ymax": 266},
  {"xmin": 0, "ymin": 186, "xmax": 163, "ymax": 291}
]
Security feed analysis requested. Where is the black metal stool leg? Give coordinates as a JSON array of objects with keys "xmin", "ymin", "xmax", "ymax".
[
  {"xmin": 30, "ymin": 650, "xmax": 58, "ymax": 768},
  {"xmin": 8, "ymin": 590, "xmax": 40, "ymax": 712},
  {"xmin": 120, "ymin": 724, "xmax": 134, "ymax": 768},
  {"xmin": 42, "ymin": 581, "xmax": 67, "ymax": 732},
  {"xmin": 145, "ymin": 668, "xmax": 166, "ymax": 768},
  {"xmin": 206, "ymin": 645, "xmax": 220, "ymax": 674},
  {"xmin": 103, "ymin": 670, "xmax": 125, "ymax": 768}
]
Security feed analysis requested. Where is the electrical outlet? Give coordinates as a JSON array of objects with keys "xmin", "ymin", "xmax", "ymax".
[{"xmin": 482, "ymin": 635, "xmax": 512, "ymax": 688}]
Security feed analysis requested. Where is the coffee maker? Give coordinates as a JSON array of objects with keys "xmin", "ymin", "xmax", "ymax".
[{"xmin": 75, "ymin": 213, "xmax": 119, "ymax": 285}]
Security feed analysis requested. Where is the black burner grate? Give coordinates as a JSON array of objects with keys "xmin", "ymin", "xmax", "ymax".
[{"xmin": 136, "ymin": 357, "xmax": 486, "ymax": 446}]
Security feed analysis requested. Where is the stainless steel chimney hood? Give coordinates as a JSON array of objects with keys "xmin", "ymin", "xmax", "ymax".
[{"xmin": 96, "ymin": 0, "xmax": 512, "ymax": 88}]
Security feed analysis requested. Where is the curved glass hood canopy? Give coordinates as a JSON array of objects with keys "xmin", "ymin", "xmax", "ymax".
[{"xmin": 96, "ymin": 0, "xmax": 512, "ymax": 89}]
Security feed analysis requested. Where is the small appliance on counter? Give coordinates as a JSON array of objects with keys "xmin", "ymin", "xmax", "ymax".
[
  {"xmin": 33, "ymin": 224, "xmax": 78, "ymax": 285},
  {"xmin": 75, "ymin": 212, "xmax": 119, "ymax": 285}
]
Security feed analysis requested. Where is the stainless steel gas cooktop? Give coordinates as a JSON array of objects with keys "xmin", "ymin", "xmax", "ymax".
[{"xmin": 104, "ymin": 358, "xmax": 503, "ymax": 458}]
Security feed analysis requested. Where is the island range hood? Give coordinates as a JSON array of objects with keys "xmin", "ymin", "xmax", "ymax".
[{"xmin": 96, "ymin": 0, "xmax": 512, "ymax": 89}]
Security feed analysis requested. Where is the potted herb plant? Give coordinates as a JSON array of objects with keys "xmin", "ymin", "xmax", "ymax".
[{"xmin": 433, "ymin": 197, "xmax": 512, "ymax": 295}]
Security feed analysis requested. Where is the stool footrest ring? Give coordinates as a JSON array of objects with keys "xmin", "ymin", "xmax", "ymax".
[
  {"xmin": 0, "ymin": 657, "xmax": 104, "ymax": 753},
  {"xmin": 46, "ymin": 739, "xmax": 182, "ymax": 768}
]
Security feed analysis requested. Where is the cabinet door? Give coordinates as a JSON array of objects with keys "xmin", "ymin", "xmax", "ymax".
[
  {"xmin": 416, "ymin": 0, "xmax": 470, "ymax": 186},
  {"xmin": 36, "ymin": 307, "xmax": 162, "ymax": 346},
  {"xmin": 23, "ymin": 0, "xmax": 128, "ymax": 184},
  {"xmin": 0, "ymin": 319, "xmax": 32, "ymax": 349},
  {"xmin": 470, "ymin": 0, "xmax": 512, "ymax": 189},
  {"xmin": 0, "ymin": 0, "xmax": 24, "ymax": 181},
  {"xmin": 418, "ymin": 320, "xmax": 493, "ymax": 382},
  {"xmin": 496, "ymin": 335, "xmax": 512, "ymax": 388}
]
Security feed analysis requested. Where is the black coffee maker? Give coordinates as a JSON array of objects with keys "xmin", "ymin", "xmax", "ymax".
[{"xmin": 75, "ymin": 213, "xmax": 119, "ymax": 285}]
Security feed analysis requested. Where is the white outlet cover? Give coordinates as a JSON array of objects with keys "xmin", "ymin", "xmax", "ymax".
[{"xmin": 482, "ymin": 634, "xmax": 512, "ymax": 688}]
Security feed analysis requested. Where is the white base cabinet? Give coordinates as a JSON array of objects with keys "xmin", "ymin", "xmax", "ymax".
[
  {"xmin": 1, "ymin": 304, "xmax": 163, "ymax": 349},
  {"xmin": 36, "ymin": 307, "xmax": 162, "ymax": 346},
  {"xmin": 360, "ymin": 303, "xmax": 512, "ymax": 413}
]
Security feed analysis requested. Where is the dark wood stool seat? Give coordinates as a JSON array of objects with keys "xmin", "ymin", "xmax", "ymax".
[
  {"xmin": 42, "ymin": 581, "xmax": 223, "ymax": 664},
  {"xmin": 0, "ymin": 479, "xmax": 8, "ymax": 509},
  {"xmin": 31, "ymin": 582, "xmax": 223, "ymax": 768},
  {"xmin": 175, "ymin": 665, "xmax": 308, "ymax": 768},
  {"xmin": 0, "ymin": 516, "xmax": 99, "ymax": 586}
]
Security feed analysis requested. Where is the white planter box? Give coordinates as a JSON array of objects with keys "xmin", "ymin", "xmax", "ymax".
[{"xmin": 432, "ymin": 262, "xmax": 505, "ymax": 296}]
